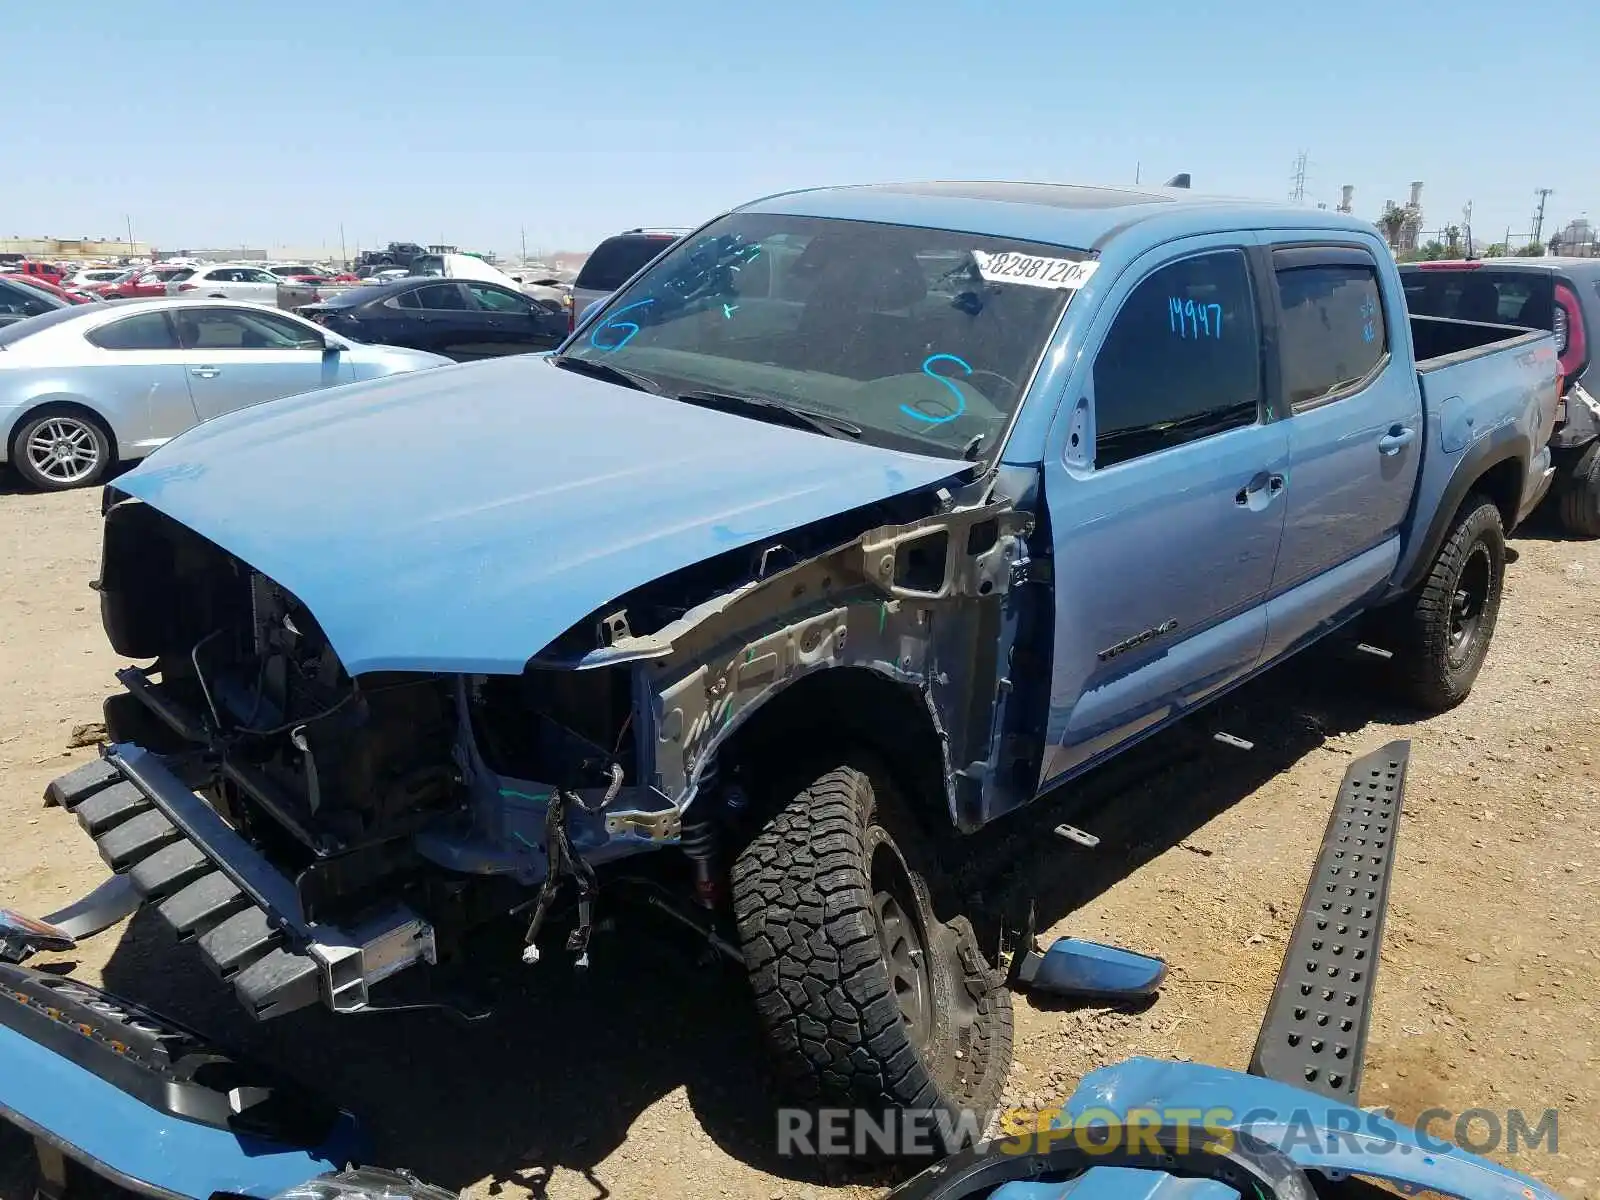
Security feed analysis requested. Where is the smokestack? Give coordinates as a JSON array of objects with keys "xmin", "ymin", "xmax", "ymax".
[
  {"xmin": 1339, "ymin": 185, "xmax": 1354, "ymax": 213},
  {"xmin": 1408, "ymin": 181, "xmax": 1423, "ymax": 207}
]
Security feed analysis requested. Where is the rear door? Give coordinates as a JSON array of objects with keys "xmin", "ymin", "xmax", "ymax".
[
  {"xmin": 79, "ymin": 310, "xmax": 200, "ymax": 453},
  {"xmin": 170, "ymin": 306, "xmax": 348, "ymax": 419},
  {"xmin": 1261, "ymin": 241, "xmax": 1422, "ymax": 660},
  {"xmin": 1039, "ymin": 235, "xmax": 1288, "ymax": 786}
]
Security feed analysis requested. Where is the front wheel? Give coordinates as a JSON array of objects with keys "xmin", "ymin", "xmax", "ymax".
[
  {"xmin": 731, "ymin": 763, "xmax": 1013, "ymax": 1155},
  {"xmin": 1388, "ymin": 494, "xmax": 1505, "ymax": 711},
  {"xmin": 1557, "ymin": 443, "xmax": 1600, "ymax": 537}
]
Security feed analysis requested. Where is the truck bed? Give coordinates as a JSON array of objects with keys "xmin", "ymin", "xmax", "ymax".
[{"xmin": 1398, "ymin": 315, "xmax": 1559, "ymax": 585}]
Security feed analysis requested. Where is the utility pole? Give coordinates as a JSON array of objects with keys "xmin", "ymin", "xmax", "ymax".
[
  {"xmin": 1462, "ymin": 201, "xmax": 1473, "ymax": 258},
  {"xmin": 339, "ymin": 223, "xmax": 347, "ymax": 266},
  {"xmin": 521, "ymin": 226, "xmax": 528, "ymax": 264},
  {"xmin": 1134, "ymin": 161, "xmax": 1141, "ymax": 185},
  {"xmin": 1532, "ymin": 188, "xmax": 1553, "ymax": 245},
  {"xmin": 123, "ymin": 214, "xmax": 134, "ymax": 250},
  {"xmin": 1289, "ymin": 150, "xmax": 1308, "ymax": 204}
]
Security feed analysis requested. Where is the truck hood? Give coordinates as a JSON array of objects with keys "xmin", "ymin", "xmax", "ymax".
[{"xmin": 117, "ymin": 356, "xmax": 965, "ymax": 675}]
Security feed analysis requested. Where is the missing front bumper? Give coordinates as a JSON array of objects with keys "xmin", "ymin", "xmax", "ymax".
[{"xmin": 50, "ymin": 745, "xmax": 436, "ymax": 1021}]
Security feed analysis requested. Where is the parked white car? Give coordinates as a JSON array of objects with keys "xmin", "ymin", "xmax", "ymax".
[
  {"xmin": 0, "ymin": 298, "xmax": 452, "ymax": 490},
  {"xmin": 166, "ymin": 263, "xmax": 281, "ymax": 302},
  {"xmin": 65, "ymin": 267, "xmax": 129, "ymax": 289}
]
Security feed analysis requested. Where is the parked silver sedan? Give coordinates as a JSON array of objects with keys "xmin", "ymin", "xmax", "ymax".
[{"xmin": 0, "ymin": 298, "xmax": 452, "ymax": 490}]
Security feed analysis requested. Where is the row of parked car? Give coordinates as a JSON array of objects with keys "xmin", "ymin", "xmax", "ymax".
[{"xmin": 0, "ymin": 229, "xmax": 688, "ymax": 492}]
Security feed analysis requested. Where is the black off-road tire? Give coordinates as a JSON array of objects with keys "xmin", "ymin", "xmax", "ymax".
[
  {"xmin": 1557, "ymin": 443, "xmax": 1600, "ymax": 538},
  {"xmin": 1389, "ymin": 494, "xmax": 1505, "ymax": 711},
  {"xmin": 731, "ymin": 763, "xmax": 1012, "ymax": 1154}
]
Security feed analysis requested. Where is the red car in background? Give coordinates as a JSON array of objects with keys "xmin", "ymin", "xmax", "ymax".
[
  {"xmin": 273, "ymin": 265, "xmax": 361, "ymax": 284},
  {"xmin": 98, "ymin": 264, "xmax": 195, "ymax": 299},
  {"xmin": 0, "ymin": 260, "xmax": 65, "ymax": 287}
]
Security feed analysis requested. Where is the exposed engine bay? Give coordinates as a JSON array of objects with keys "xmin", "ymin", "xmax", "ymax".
[{"xmin": 90, "ymin": 469, "xmax": 1041, "ymax": 1011}]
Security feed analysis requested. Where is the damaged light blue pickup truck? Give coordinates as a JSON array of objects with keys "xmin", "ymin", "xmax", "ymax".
[{"xmin": 56, "ymin": 182, "xmax": 1558, "ymax": 1132}]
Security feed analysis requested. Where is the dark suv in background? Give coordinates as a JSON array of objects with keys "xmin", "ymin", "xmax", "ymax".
[
  {"xmin": 1402, "ymin": 257, "xmax": 1600, "ymax": 534},
  {"xmin": 568, "ymin": 228, "xmax": 684, "ymax": 331}
]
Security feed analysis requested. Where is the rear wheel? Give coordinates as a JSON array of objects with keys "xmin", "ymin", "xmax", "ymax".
[
  {"xmin": 731, "ymin": 762, "xmax": 1012, "ymax": 1156},
  {"xmin": 1388, "ymin": 494, "xmax": 1504, "ymax": 711},
  {"xmin": 1557, "ymin": 443, "xmax": 1600, "ymax": 537},
  {"xmin": 10, "ymin": 406, "xmax": 114, "ymax": 491}
]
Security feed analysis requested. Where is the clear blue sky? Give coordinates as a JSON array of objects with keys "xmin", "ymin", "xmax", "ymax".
[{"xmin": 9, "ymin": 0, "xmax": 1595, "ymax": 257}]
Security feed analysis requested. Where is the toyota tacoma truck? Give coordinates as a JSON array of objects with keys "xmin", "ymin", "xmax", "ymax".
[{"xmin": 36, "ymin": 182, "xmax": 1558, "ymax": 1135}]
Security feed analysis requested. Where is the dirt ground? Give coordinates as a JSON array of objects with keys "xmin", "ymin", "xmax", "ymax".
[{"xmin": 1, "ymin": 479, "xmax": 1596, "ymax": 1200}]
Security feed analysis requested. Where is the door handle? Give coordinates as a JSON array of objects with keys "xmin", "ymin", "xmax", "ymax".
[
  {"xmin": 1378, "ymin": 425, "xmax": 1416, "ymax": 455},
  {"xmin": 1235, "ymin": 471, "xmax": 1285, "ymax": 506},
  {"xmin": 189, "ymin": 366, "xmax": 221, "ymax": 379}
]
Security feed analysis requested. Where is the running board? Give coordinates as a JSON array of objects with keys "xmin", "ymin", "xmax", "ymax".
[{"xmin": 1249, "ymin": 739, "xmax": 1408, "ymax": 1103}]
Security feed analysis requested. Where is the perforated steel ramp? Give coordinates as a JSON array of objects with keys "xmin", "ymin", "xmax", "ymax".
[{"xmin": 1249, "ymin": 739, "xmax": 1407, "ymax": 1102}]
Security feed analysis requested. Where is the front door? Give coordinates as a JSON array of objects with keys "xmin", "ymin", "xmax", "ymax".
[
  {"xmin": 464, "ymin": 282, "xmax": 559, "ymax": 355},
  {"xmin": 1259, "ymin": 240, "xmax": 1423, "ymax": 659},
  {"xmin": 171, "ymin": 306, "xmax": 347, "ymax": 420},
  {"xmin": 1039, "ymin": 238, "xmax": 1288, "ymax": 787}
]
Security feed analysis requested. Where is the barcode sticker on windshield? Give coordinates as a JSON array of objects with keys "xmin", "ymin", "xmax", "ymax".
[{"xmin": 973, "ymin": 251, "xmax": 1098, "ymax": 290}]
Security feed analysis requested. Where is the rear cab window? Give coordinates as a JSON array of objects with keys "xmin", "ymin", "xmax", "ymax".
[
  {"xmin": 1273, "ymin": 246, "xmax": 1390, "ymax": 408},
  {"xmin": 575, "ymin": 235, "xmax": 679, "ymax": 292},
  {"xmin": 1092, "ymin": 249, "xmax": 1263, "ymax": 467},
  {"xmin": 1402, "ymin": 268, "xmax": 1553, "ymax": 329}
]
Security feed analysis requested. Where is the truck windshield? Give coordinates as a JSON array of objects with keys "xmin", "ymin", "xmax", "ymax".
[{"xmin": 560, "ymin": 213, "xmax": 1093, "ymax": 459}]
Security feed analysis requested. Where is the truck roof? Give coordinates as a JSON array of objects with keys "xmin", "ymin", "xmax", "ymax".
[{"xmin": 739, "ymin": 180, "xmax": 1376, "ymax": 251}]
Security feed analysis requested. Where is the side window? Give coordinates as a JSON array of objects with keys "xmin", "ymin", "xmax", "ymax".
[
  {"xmin": 1092, "ymin": 249, "xmax": 1262, "ymax": 468},
  {"xmin": 467, "ymin": 284, "xmax": 530, "ymax": 313},
  {"xmin": 173, "ymin": 308, "xmax": 322, "ymax": 350},
  {"xmin": 87, "ymin": 312, "xmax": 179, "ymax": 350},
  {"xmin": 1274, "ymin": 252, "xmax": 1389, "ymax": 408},
  {"xmin": 0, "ymin": 281, "xmax": 54, "ymax": 318},
  {"xmin": 391, "ymin": 290, "xmax": 421, "ymax": 310},
  {"xmin": 414, "ymin": 283, "xmax": 467, "ymax": 311}
]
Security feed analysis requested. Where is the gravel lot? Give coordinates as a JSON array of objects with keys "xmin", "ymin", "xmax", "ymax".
[{"xmin": 2, "ymin": 481, "xmax": 1596, "ymax": 1200}]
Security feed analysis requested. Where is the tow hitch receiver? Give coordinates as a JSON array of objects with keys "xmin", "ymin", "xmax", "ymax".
[{"xmin": 1249, "ymin": 739, "xmax": 1408, "ymax": 1100}]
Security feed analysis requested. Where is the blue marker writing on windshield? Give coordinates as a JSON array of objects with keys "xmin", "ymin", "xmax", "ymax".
[
  {"xmin": 722, "ymin": 303, "xmax": 738, "ymax": 319},
  {"xmin": 901, "ymin": 353, "xmax": 972, "ymax": 425},
  {"xmin": 589, "ymin": 299, "xmax": 656, "ymax": 351}
]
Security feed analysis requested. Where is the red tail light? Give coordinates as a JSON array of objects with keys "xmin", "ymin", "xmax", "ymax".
[
  {"xmin": 1554, "ymin": 281, "xmax": 1587, "ymax": 386},
  {"xmin": 1415, "ymin": 260, "xmax": 1478, "ymax": 270}
]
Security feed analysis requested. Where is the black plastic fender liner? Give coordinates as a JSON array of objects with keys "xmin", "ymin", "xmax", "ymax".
[{"xmin": 1249, "ymin": 740, "xmax": 1408, "ymax": 1102}]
